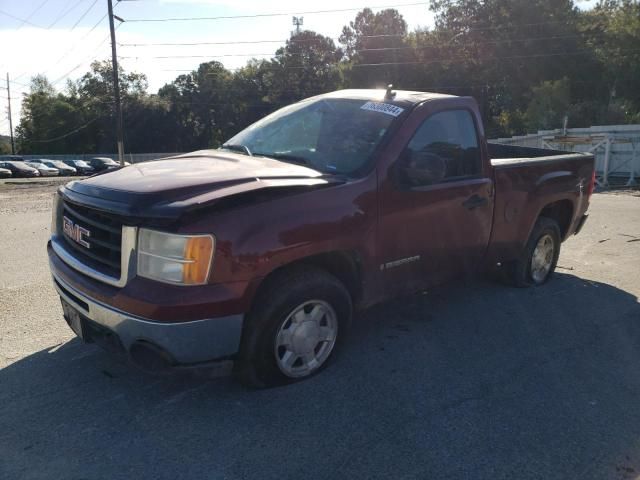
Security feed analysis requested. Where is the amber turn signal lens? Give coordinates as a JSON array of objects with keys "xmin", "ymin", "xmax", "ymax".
[{"xmin": 183, "ymin": 236, "xmax": 214, "ymax": 284}]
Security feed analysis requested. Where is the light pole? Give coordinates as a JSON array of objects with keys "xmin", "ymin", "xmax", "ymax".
[{"xmin": 6, "ymin": 73, "xmax": 15, "ymax": 154}]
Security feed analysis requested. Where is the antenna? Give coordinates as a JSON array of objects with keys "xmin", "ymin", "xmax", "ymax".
[
  {"xmin": 385, "ymin": 84, "xmax": 396, "ymax": 100},
  {"xmin": 292, "ymin": 16, "xmax": 303, "ymax": 35}
]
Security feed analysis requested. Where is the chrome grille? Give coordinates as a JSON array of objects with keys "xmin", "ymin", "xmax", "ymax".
[{"xmin": 61, "ymin": 200, "xmax": 123, "ymax": 276}]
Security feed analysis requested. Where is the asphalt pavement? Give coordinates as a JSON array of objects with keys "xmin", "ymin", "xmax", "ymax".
[{"xmin": 0, "ymin": 183, "xmax": 639, "ymax": 480}]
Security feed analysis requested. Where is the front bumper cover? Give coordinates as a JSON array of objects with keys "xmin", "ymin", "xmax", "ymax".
[{"xmin": 52, "ymin": 268, "xmax": 244, "ymax": 368}]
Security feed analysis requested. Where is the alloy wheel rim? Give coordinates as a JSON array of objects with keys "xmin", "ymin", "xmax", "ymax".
[
  {"xmin": 274, "ymin": 300, "xmax": 338, "ymax": 378},
  {"xmin": 530, "ymin": 234, "xmax": 555, "ymax": 283}
]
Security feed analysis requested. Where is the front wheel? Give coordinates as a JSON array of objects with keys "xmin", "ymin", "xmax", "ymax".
[
  {"xmin": 508, "ymin": 216, "xmax": 562, "ymax": 287},
  {"xmin": 235, "ymin": 267, "xmax": 352, "ymax": 388}
]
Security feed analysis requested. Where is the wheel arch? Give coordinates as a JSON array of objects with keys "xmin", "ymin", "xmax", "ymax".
[
  {"xmin": 537, "ymin": 198, "xmax": 574, "ymax": 240},
  {"xmin": 248, "ymin": 250, "xmax": 363, "ymax": 314}
]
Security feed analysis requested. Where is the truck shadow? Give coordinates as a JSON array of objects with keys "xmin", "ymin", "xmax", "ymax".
[{"xmin": 2, "ymin": 273, "xmax": 640, "ymax": 479}]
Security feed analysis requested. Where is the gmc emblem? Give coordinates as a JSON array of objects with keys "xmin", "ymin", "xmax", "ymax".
[{"xmin": 63, "ymin": 216, "xmax": 91, "ymax": 248}]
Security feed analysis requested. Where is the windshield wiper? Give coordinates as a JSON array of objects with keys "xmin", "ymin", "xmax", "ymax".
[
  {"xmin": 221, "ymin": 144, "xmax": 252, "ymax": 156},
  {"xmin": 257, "ymin": 152, "xmax": 309, "ymax": 166}
]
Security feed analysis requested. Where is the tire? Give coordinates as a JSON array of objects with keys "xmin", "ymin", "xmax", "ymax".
[
  {"xmin": 507, "ymin": 216, "xmax": 561, "ymax": 287},
  {"xmin": 235, "ymin": 266, "xmax": 352, "ymax": 388}
]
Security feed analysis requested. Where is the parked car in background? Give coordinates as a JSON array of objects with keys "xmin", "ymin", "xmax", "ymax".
[
  {"xmin": 39, "ymin": 160, "xmax": 76, "ymax": 176},
  {"xmin": 0, "ymin": 161, "xmax": 39, "ymax": 177},
  {"xmin": 0, "ymin": 167, "xmax": 12, "ymax": 178},
  {"xmin": 62, "ymin": 159, "xmax": 95, "ymax": 175},
  {"xmin": 88, "ymin": 157, "xmax": 119, "ymax": 172},
  {"xmin": 26, "ymin": 161, "xmax": 59, "ymax": 177}
]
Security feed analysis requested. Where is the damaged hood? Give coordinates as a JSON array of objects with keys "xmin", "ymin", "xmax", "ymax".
[{"xmin": 61, "ymin": 150, "xmax": 344, "ymax": 219}]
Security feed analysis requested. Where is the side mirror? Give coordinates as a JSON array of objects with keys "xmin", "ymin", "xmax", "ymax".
[{"xmin": 398, "ymin": 150, "xmax": 447, "ymax": 187}]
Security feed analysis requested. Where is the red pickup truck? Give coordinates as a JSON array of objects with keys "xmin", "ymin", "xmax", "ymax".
[{"xmin": 48, "ymin": 89, "xmax": 595, "ymax": 387}]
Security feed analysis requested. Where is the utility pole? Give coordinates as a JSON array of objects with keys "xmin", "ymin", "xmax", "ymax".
[
  {"xmin": 6, "ymin": 73, "xmax": 15, "ymax": 154},
  {"xmin": 107, "ymin": 0, "xmax": 124, "ymax": 166}
]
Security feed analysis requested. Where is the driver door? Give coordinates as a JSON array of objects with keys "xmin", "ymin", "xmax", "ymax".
[{"xmin": 377, "ymin": 108, "xmax": 494, "ymax": 296}]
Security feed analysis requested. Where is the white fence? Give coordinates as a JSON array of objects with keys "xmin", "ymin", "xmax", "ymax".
[
  {"xmin": 18, "ymin": 153, "xmax": 183, "ymax": 164},
  {"xmin": 492, "ymin": 124, "xmax": 640, "ymax": 187}
]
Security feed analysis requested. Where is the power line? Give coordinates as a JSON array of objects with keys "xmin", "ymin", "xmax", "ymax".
[
  {"xmin": 51, "ymin": 13, "xmax": 110, "ymax": 71},
  {"xmin": 70, "ymin": 0, "xmax": 101, "ymax": 31},
  {"xmin": 46, "ymin": 0, "xmax": 86, "ymax": 29},
  {"xmin": 121, "ymin": 6, "xmax": 582, "ymax": 35},
  {"xmin": 13, "ymin": 0, "xmax": 51, "ymax": 31},
  {"xmin": 121, "ymin": 2, "xmax": 429, "ymax": 22},
  {"xmin": 50, "ymin": 23, "xmax": 121, "ymax": 86},
  {"xmin": 121, "ymin": 53, "xmax": 279, "ymax": 60},
  {"xmin": 27, "ymin": 12, "xmax": 111, "ymax": 85},
  {"xmin": 118, "ymin": 33, "xmax": 406, "ymax": 48},
  {"xmin": 12, "ymin": 2, "xmax": 114, "ymax": 84},
  {"xmin": 457, "ymin": 19, "xmax": 583, "ymax": 33},
  {"xmin": 20, "ymin": 95, "xmax": 113, "ymax": 124},
  {"xmin": 350, "ymin": 49, "xmax": 638, "ymax": 67},
  {"xmin": 30, "ymin": 116, "xmax": 100, "ymax": 143},
  {"xmin": 0, "ymin": 8, "xmax": 46, "ymax": 28},
  {"xmin": 118, "ymin": 31, "xmax": 600, "ymax": 51},
  {"xmin": 120, "ymin": 45, "xmax": 622, "ymax": 62},
  {"xmin": 50, "ymin": 36, "xmax": 112, "ymax": 86},
  {"xmin": 6, "ymin": 78, "xmax": 30, "ymax": 88}
]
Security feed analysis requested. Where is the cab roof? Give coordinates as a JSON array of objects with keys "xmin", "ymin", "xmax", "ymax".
[{"xmin": 312, "ymin": 89, "xmax": 457, "ymax": 108}]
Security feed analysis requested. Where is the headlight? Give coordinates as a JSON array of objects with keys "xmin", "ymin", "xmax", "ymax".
[{"xmin": 137, "ymin": 229, "xmax": 214, "ymax": 285}]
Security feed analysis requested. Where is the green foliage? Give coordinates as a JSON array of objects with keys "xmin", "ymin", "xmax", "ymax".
[
  {"xmin": 13, "ymin": 1, "xmax": 640, "ymax": 154},
  {"xmin": 0, "ymin": 135, "xmax": 11, "ymax": 154},
  {"xmin": 339, "ymin": 8, "xmax": 409, "ymax": 86},
  {"xmin": 525, "ymin": 78, "xmax": 571, "ymax": 131}
]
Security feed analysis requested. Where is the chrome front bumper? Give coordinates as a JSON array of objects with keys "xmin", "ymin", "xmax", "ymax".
[{"xmin": 51, "ymin": 269, "xmax": 244, "ymax": 367}]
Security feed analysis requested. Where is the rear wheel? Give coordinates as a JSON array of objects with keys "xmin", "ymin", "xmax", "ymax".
[
  {"xmin": 507, "ymin": 216, "xmax": 561, "ymax": 287},
  {"xmin": 235, "ymin": 267, "xmax": 352, "ymax": 388}
]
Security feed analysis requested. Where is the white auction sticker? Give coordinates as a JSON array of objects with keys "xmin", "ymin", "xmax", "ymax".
[{"xmin": 360, "ymin": 101, "xmax": 405, "ymax": 117}]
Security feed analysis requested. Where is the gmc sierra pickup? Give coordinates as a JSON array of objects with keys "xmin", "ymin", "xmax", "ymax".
[{"xmin": 48, "ymin": 89, "xmax": 595, "ymax": 387}]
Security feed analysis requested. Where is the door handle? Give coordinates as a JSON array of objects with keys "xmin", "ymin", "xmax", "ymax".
[{"xmin": 462, "ymin": 194, "xmax": 488, "ymax": 210}]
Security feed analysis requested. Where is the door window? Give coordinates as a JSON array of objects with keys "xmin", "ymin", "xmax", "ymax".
[{"xmin": 399, "ymin": 110, "xmax": 481, "ymax": 187}]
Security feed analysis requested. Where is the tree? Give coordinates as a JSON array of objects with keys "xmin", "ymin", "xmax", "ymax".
[
  {"xmin": 270, "ymin": 30, "xmax": 343, "ymax": 103},
  {"xmin": 0, "ymin": 136, "xmax": 11, "ymax": 154},
  {"xmin": 524, "ymin": 78, "xmax": 571, "ymax": 130},
  {"xmin": 339, "ymin": 8, "xmax": 409, "ymax": 86},
  {"xmin": 16, "ymin": 75, "xmax": 87, "ymax": 154},
  {"xmin": 157, "ymin": 61, "xmax": 236, "ymax": 150},
  {"xmin": 583, "ymin": 0, "xmax": 640, "ymax": 118}
]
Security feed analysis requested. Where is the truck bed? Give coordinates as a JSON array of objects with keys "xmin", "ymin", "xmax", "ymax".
[
  {"xmin": 488, "ymin": 142, "xmax": 587, "ymax": 167},
  {"xmin": 484, "ymin": 141, "xmax": 595, "ymax": 267}
]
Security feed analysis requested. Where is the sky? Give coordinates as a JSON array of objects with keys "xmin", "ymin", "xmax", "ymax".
[{"xmin": 0, "ymin": 0, "xmax": 597, "ymax": 137}]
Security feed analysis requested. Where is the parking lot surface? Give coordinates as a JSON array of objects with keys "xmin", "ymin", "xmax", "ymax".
[{"xmin": 0, "ymin": 183, "xmax": 639, "ymax": 480}]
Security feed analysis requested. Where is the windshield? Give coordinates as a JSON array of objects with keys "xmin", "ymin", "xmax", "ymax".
[
  {"xmin": 74, "ymin": 161, "xmax": 89, "ymax": 167},
  {"xmin": 224, "ymin": 98, "xmax": 401, "ymax": 175}
]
